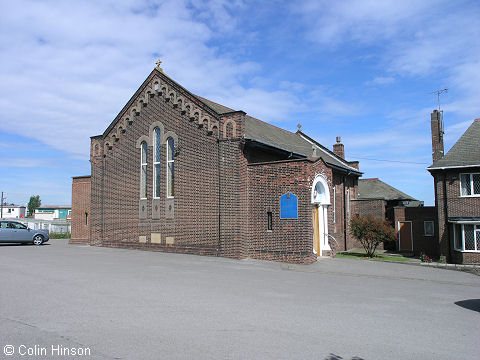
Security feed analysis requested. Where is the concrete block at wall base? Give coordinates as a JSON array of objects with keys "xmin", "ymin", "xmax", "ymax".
[{"xmin": 151, "ymin": 233, "xmax": 161, "ymax": 244}]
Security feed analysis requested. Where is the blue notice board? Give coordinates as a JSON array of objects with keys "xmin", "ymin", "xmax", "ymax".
[{"xmin": 280, "ymin": 192, "xmax": 298, "ymax": 219}]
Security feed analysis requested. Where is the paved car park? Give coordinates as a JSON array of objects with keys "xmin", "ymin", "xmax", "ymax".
[{"xmin": 1, "ymin": 240, "xmax": 479, "ymax": 360}]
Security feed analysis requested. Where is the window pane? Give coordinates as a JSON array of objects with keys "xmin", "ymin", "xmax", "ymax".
[
  {"xmin": 473, "ymin": 174, "xmax": 480, "ymax": 195},
  {"xmin": 167, "ymin": 162, "xmax": 174, "ymax": 197},
  {"xmin": 424, "ymin": 221, "xmax": 434, "ymax": 236},
  {"xmin": 454, "ymin": 224, "xmax": 462, "ymax": 249},
  {"xmin": 167, "ymin": 138, "xmax": 174, "ymax": 161},
  {"xmin": 141, "ymin": 165, "xmax": 147, "ymax": 198},
  {"xmin": 154, "ymin": 163, "xmax": 161, "ymax": 197},
  {"xmin": 154, "ymin": 128, "xmax": 161, "ymax": 162},
  {"xmin": 464, "ymin": 225, "xmax": 475, "ymax": 250},
  {"xmin": 476, "ymin": 229, "xmax": 480, "ymax": 251},
  {"xmin": 461, "ymin": 174, "xmax": 471, "ymax": 195},
  {"xmin": 141, "ymin": 142, "xmax": 147, "ymax": 164}
]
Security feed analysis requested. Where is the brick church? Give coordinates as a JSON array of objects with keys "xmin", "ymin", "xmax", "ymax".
[{"xmin": 71, "ymin": 62, "xmax": 363, "ymax": 263}]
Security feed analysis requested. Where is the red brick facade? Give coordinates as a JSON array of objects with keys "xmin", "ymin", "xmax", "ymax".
[
  {"xmin": 70, "ymin": 176, "xmax": 91, "ymax": 244},
  {"xmin": 428, "ymin": 113, "xmax": 480, "ymax": 264},
  {"xmin": 72, "ymin": 68, "xmax": 360, "ymax": 263},
  {"xmin": 431, "ymin": 169, "xmax": 480, "ymax": 264}
]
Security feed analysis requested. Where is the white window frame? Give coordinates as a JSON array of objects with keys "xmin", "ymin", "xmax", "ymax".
[
  {"xmin": 166, "ymin": 137, "xmax": 174, "ymax": 198},
  {"xmin": 424, "ymin": 220, "xmax": 434, "ymax": 236},
  {"xmin": 453, "ymin": 223, "xmax": 480, "ymax": 252},
  {"xmin": 459, "ymin": 173, "xmax": 480, "ymax": 197},
  {"xmin": 140, "ymin": 141, "xmax": 147, "ymax": 199},
  {"xmin": 153, "ymin": 128, "xmax": 161, "ymax": 198}
]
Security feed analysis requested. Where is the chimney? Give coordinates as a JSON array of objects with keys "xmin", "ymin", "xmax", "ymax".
[
  {"xmin": 431, "ymin": 110, "xmax": 444, "ymax": 162},
  {"xmin": 333, "ymin": 136, "xmax": 345, "ymax": 159}
]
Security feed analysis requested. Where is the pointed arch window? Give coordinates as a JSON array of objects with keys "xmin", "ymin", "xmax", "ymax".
[
  {"xmin": 153, "ymin": 128, "xmax": 161, "ymax": 198},
  {"xmin": 140, "ymin": 141, "xmax": 147, "ymax": 199},
  {"xmin": 166, "ymin": 137, "xmax": 175, "ymax": 198}
]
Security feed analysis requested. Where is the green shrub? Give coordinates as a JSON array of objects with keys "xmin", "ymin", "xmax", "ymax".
[
  {"xmin": 349, "ymin": 215, "xmax": 396, "ymax": 257},
  {"xmin": 49, "ymin": 232, "xmax": 71, "ymax": 239}
]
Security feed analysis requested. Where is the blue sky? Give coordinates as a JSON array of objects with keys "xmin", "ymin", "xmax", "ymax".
[{"xmin": 1, "ymin": 0, "xmax": 479, "ymax": 206}]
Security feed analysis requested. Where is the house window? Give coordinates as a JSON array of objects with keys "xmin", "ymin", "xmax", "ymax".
[
  {"xmin": 166, "ymin": 137, "xmax": 175, "ymax": 198},
  {"xmin": 424, "ymin": 221, "xmax": 434, "ymax": 236},
  {"xmin": 85, "ymin": 212, "xmax": 88, "ymax": 226},
  {"xmin": 460, "ymin": 173, "xmax": 480, "ymax": 196},
  {"xmin": 267, "ymin": 212, "xmax": 273, "ymax": 231},
  {"xmin": 140, "ymin": 141, "xmax": 147, "ymax": 199},
  {"xmin": 453, "ymin": 223, "xmax": 480, "ymax": 252},
  {"xmin": 332, "ymin": 186, "xmax": 336, "ymax": 224},
  {"xmin": 153, "ymin": 127, "xmax": 161, "ymax": 198}
]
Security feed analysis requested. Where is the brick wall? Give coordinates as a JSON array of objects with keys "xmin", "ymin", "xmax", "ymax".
[
  {"xmin": 433, "ymin": 168, "xmax": 480, "ymax": 264},
  {"xmin": 88, "ymin": 70, "xmax": 247, "ymax": 259},
  {"xmin": 353, "ymin": 199, "xmax": 386, "ymax": 220},
  {"xmin": 79, "ymin": 68, "xmax": 362, "ymax": 264},
  {"xmin": 70, "ymin": 176, "xmax": 91, "ymax": 244},
  {"xmin": 247, "ymin": 158, "xmax": 359, "ymax": 263},
  {"xmin": 393, "ymin": 206, "xmax": 438, "ymax": 257}
]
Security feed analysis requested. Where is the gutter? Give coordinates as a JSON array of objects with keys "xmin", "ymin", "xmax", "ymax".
[
  {"xmin": 326, "ymin": 162, "xmax": 362, "ymax": 176},
  {"xmin": 427, "ymin": 164, "xmax": 480, "ymax": 171}
]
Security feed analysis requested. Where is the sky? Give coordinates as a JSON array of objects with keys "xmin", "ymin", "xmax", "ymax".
[{"xmin": 1, "ymin": 0, "xmax": 479, "ymax": 207}]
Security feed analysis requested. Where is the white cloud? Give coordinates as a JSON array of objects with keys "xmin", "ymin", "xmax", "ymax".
[
  {"xmin": 0, "ymin": 0, "xmax": 296, "ymax": 157},
  {"xmin": 366, "ymin": 76, "xmax": 395, "ymax": 86}
]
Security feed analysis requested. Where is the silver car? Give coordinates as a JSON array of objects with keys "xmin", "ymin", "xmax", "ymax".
[{"xmin": 0, "ymin": 220, "xmax": 50, "ymax": 245}]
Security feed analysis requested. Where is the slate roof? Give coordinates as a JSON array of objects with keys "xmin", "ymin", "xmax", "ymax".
[
  {"xmin": 195, "ymin": 96, "xmax": 235, "ymax": 114},
  {"xmin": 358, "ymin": 178, "xmax": 416, "ymax": 201},
  {"xmin": 428, "ymin": 118, "xmax": 480, "ymax": 169},
  {"xmin": 195, "ymin": 95, "xmax": 360, "ymax": 173}
]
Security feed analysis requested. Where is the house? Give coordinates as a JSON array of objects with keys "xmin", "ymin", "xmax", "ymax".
[
  {"xmin": 71, "ymin": 62, "xmax": 363, "ymax": 263},
  {"xmin": 1, "ymin": 205, "xmax": 26, "ymax": 219},
  {"xmin": 354, "ymin": 178, "xmax": 437, "ymax": 255},
  {"xmin": 34, "ymin": 205, "xmax": 71, "ymax": 221},
  {"xmin": 427, "ymin": 110, "xmax": 480, "ymax": 264}
]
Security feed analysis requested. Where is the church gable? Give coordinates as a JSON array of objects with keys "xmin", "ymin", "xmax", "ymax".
[{"xmin": 100, "ymin": 66, "xmax": 239, "ymax": 157}]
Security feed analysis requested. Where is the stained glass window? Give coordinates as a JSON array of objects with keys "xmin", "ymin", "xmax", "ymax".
[
  {"xmin": 153, "ymin": 128, "xmax": 161, "ymax": 198},
  {"xmin": 140, "ymin": 141, "xmax": 147, "ymax": 198}
]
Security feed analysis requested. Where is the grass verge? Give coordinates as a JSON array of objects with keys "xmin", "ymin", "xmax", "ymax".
[{"xmin": 336, "ymin": 252, "xmax": 411, "ymax": 262}]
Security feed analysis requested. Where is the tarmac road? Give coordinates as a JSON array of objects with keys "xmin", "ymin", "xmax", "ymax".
[{"xmin": 1, "ymin": 240, "xmax": 479, "ymax": 360}]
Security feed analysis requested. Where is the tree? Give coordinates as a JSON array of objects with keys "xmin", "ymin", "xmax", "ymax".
[
  {"xmin": 349, "ymin": 215, "xmax": 396, "ymax": 257},
  {"xmin": 28, "ymin": 195, "xmax": 41, "ymax": 216}
]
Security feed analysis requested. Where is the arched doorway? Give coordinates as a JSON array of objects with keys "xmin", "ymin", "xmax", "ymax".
[{"xmin": 311, "ymin": 175, "xmax": 331, "ymax": 256}]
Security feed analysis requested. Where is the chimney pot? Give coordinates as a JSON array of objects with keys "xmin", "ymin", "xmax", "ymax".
[{"xmin": 333, "ymin": 136, "xmax": 345, "ymax": 159}]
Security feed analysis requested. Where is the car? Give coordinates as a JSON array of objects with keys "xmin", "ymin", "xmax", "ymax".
[{"xmin": 0, "ymin": 220, "xmax": 50, "ymax": 245}]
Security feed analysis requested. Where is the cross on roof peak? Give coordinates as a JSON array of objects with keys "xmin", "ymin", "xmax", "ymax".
[{"xmin": 155, "ymin": 58, "xmax": 163, "ymax": 72}]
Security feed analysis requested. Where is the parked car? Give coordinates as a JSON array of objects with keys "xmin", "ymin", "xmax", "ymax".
[{"xmin": 0, "ymin": 220, "xmax": 50, "ymax": 245}]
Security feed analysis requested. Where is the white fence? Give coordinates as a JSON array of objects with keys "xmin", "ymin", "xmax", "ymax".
[{"xmin": 1, "ymin": 218, "xmax": 71, "ymax": 234}]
